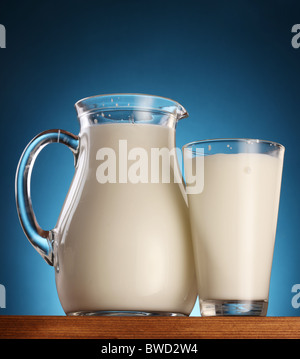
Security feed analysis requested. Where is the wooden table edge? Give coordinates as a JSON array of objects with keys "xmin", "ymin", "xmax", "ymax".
[{"xmin": 0, "ymin": 316, "xmax": 299, "ymax": 339}]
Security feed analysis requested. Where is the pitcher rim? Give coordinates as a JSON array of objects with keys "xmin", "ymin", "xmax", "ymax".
[{"xmin": 74, "ymin": 93, "xmax": 189, "ymax": 120}]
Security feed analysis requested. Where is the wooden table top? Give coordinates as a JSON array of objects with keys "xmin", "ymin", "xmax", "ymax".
[{"xmin": 0, "ymin": 316, "xmax": 299, "ymax": 339}]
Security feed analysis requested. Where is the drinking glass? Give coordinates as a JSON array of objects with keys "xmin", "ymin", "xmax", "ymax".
[{"xmin": 183, "ymin": 138, "xmax": 285, "ymax": 316}]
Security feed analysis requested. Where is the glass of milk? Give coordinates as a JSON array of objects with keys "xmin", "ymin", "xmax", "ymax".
[{"xmin": 183, "ymin": 139, "xmax": 285, "ymax": 316}]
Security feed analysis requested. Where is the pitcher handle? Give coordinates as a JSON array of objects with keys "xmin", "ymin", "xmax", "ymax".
[{"xmin": 15, "ymin": 129, "xmax": 79, "ymax": 265}]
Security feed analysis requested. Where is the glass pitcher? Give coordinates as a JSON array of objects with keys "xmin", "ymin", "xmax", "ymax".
[{"xmin": 15, "ymin": 94, "xmax": 197, "ymax": 316}]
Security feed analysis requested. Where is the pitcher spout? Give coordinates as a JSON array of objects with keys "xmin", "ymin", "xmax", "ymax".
[{"xmin": 175, "ymin": 103, "xmax": 189, "ymax": 121}]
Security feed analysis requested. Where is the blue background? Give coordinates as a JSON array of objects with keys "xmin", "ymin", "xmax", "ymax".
[{"xmin": 0, "ymin": 0, "xmax": 299, "ymax": 316}]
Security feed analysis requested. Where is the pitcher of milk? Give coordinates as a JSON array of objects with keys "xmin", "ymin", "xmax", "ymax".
[{"xmin": 15, "ymin": 94, "xmax": 197, "ymax": 316}]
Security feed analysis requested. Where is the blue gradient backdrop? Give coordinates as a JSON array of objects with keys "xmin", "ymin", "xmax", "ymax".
[{"xmin": 0, "ymin": 0, "xmax": 299, "ymax": 316}]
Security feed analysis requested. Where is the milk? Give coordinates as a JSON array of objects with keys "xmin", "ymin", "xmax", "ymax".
[
  {"xmin": 186, "ymin": 152, "xmax": 283, "ymax": 302},
  {"xmin": 54, "ymin": 123, "xmax": 197, "ymax": 315}
]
